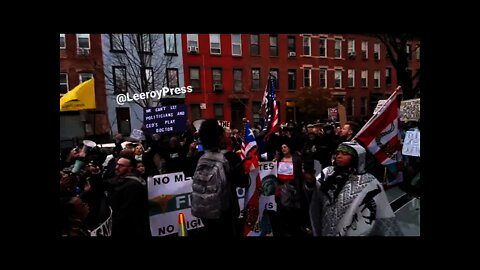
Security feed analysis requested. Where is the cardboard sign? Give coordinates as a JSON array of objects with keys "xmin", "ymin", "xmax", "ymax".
[{"xmin": 400, "ymin": 98, "xmax": 420, "ymax": 122}]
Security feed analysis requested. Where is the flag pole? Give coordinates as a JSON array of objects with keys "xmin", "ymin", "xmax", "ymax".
[{"xmin": 352, "ymin": 86, "xmax": 402, "ymax": 141}]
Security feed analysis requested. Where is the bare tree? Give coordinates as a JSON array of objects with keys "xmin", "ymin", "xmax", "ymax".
[
  {"xmin": 375, "ymin": 34, "xmax": 420, "ymax": 100},
  {"xmin": 103, "ymin": 34, "xmax": 182, "ymax": 109},
  {"xmin": 295, "ymin": 87, "xmax": 337, "ymax": 123}
]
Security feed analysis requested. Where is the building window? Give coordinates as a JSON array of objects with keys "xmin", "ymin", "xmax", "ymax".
[
  {"xmin": 167, "ymin": 68, "xmax": 179, "ymax": 88},
  {"xmin": 77, "ymin": 34, "xmax": 90, "ymax": 49},
  {"xmin": 210, "ymin": 34, "xmax": 221, "ymax": 55},
  {"xmin": 304, "ymin": 68, "xmax": 311, "ymax": 87},
  {"xmin": 190, "ymin": 104, "xmax": 202, "ymax": 121},
  {"xmin": 374, "ymin": 70, "xmax": 380, "ymax": 88},
  {"xmin": 348, "ymin": 69, "xmax": 355, "ymax": 87},
  {"xmin": 60, "ymin": 73, "xmax": 68, "ymax": 95},
  {"xmin": 110, "ymin": 34, "xmax": 125, "ymax": 52},
  {"xmin": 319, "ymin": 68, "xmax": 327, "ymax": 88},
  {"xmin": 288, "ymin": 36, "xmax": 296, "ymax": 53},
  {"xmin": 79, "ymin": 73, "xmax": 93, "ymax": 83},
  {"xmin": 335, "ymin": 39, "xmax": 342, "ymax": 58},
  {"xmin": 212, "ymin": 68, "xmax": 222, "ymax": 91},
  {"xmin": 232, "ymin": 34, "xmax": 242, "ymax": 56},
  {"xmin": 251, "ymin": 68, "xmax": 260, "ymax": 89},
  {"xmin": 252, "ymin": 102, "xmax": 261, "ymax": 127},
  {"xmin": 189, "ymin": 67, "xmax": 201, "ymax": 92},
  {"xmin": 113, "ymin": 66, "xmax": 127, "ymax": 94},
  {"xmin": 164, "ymin": 34, "xmax": 177, "ymax": 55},
  {"xmin": 406, "ymin": 44, "xmax": 412, "ymax": 60},
  {"xmin": 250, "ymin": 34, "xmax": 259, "ymax": 56},
  {"xmin": 233, "ymin": 69, "xmax": 243, "ymax": 92},
  {"xmin": 60, "ymin": 34, "xmax": 65, "ymax": 49},
  {"xmin": 138, "ymin": 34, "xmax": 151, "ymax": 53},
  {"xmin": 269, "ymin": 35, "xmax": 278, "ymax": 56},
  {"xmin": 288, "ymin": 69, "xmax": 296, "ymax": 90},
  {"xmin": 362, "ymin": 41, "xmax": 368, "ymax": 59},
  {"xmin": 406, "ymin": 68, "xmax": 412, "ymax": 79},
  {"xmin": 347, "ymin": 39, "xmax": 355, "ymax": 55},
  {"xmin": 319, "ymin": 38, "xmax": 327, "ymax": 57},
  {"xmin": 374, "ymin": 42, "xmax": 380, "ymax": 60},
  {"xmin": 361, "ymin": 97, "xmax": 367, "ymax": 116},
  {"xmin": 214, "ymin": 104, "xmax": 224, "ymax": 120},
  {"xmin": 335, "ymin": 69, "xmax": 342, "ymax": 88},
  {"xmin": 142, "ymin": 67, "xmax": 154, "ymax": 91},
  {"xmin": 416, "ymin": 42, "xmax": 420, "ymax": 60},
  {"xmin": 187, "ymin": 34, "xmax": 198, "ymax": 47},
  {"xmin": 361, "ymin": 70, "xmax": 368, "ymax": 87},
  {"xmin": 270, "ymin": 68, "xmax": 279, "ymax": 89},
  {"xmin": 303, "ymin": 36, "xmax": 311, "ymax": 56},
  {"xmin": 347, "ymin": 97, "xmax": 354, "ymax": 116},
  {"xmin": 386, "ymin": 67, "xmax": 392, "ymax": 85}
]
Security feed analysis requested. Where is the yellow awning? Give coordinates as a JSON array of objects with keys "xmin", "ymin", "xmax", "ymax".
[{"xmin": 60, "ymin": 78, "xmax": 96, "ymax": 111}]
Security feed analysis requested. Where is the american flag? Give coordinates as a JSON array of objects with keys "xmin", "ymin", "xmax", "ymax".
[
  {"xmin": 241, "ymin": 122, "xmax": 259, "ymax": 173},
  {"xmin": 261, "ymin": 73, "xmax": 279, "ymax": 140}
]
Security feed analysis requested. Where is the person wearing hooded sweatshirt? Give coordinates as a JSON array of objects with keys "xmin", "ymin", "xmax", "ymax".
[{"xmin": 304, "ymin": 141, "xmax": 402, "ymax": 236}]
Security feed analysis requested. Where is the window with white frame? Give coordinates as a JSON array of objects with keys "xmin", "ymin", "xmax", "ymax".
[
  {"xmin": 348, "ymin": 69, "xmax": 355, "ymax": 87},
  {"xmin": 374, "ymin": 42, "xmax": 380, "ymax": 60},
  {"xmin": 79, "ymin": 73, "xmax": 93, "ymax": 83},
  {"xmin": 374, "ymin": 70, "xmax": 380, "ymax": 88},
  {"xmin": 361, "ymin": 97, "xmax": 367, "ymax": 116},
  {"xmin": 304, "ymin": 68, "xmax": 311, "ymax": 87},
  {"xmin": 269, "ymin": 35, "xmax": 278, "ymax": 56},
  {"xmin": 252, "ymin": 102, "xmax": 261, "ymax": 127},
  {"xmin": 143, "ymin": 67, "xmax": 154, "ymax": 91},
  {"xmin": 189, "ymin": 67, "xmax": 200, "ymax": 92},
  {"xmin": 270, "ymin": 68, "xmax": 279, "ymax": 89},
  {"xmin": 212, "ymin": 68, "xmax": 222, "ymax": 90},
  {"xmin": 77, "ymin": 34, "xmax": 90, "ymax": 49},
  {"xmin": 214, "ymin": 104, "xmax": 224, "ymax": 120},
  {"xmin": 250, "ymin": 34, "xmax": 259, "ymax": 56},
  {"xmin": 190, "ymin": 104, "xmax": 202, "ymax": 121},
  {"xmin": 361, "ymin": 70, "xmax": 368, "ymax": 87},
  {"xmin": 60, "ymin": 73, "xmax": 68, "ymax": 95},
  {"xmin": 167, "ymin": 68, "xmax": 179, "ymax": 88},
  {"xmin": 164, "ymin": 34, "xmax": 177, "ymax": 55},
  {"xmin": 319, "ymin": 68, "xmax": 327, "ymax": 88},
  {"xmin": 288, "ymin": 69, "xmax": 296, "ymax": 90},
  {"xmin": 252, "ymin": 68, "xmax": 260, "ymax": 89},
  {"xmin": 60, "ymin": 34, "xmax": 66, "ymax": 49},
  {"xmin": 303, "ymin": 36, "xmax": 311, "ymax": 56},
  {"xmin": 406, "ymin": 44, "xmax": 412, "ymax": 59},
  {"xmin": 335, "ymin": 39, "xmax": 342, "ymax": 58},
  {"xmin": 232, "ymin": 34, "xmax": 242, "ymax": 56},
  {"xmin": 187, "ymin": 34, "xmax": 198, "ymax": 47},
  {"xmin": 335, "ymin": 69, "xmax": 342, "ymax": 88},
  {"xmin": 138, "ymin": 34, "xmax": 151, "ymax": 53},
  {"xmin": 386, "ymin": 67, "xmax": 392, "ymax": 85},
  {"xmin": 210, "ymin": 34, "xmax": 221, "ymax": 54},
  {"xmin": 319, "ymin": 38, "xmax": 327, "ymax": 57},
  {"xmin": 288, "ymin": 36, "xmax": 296, "ymax": 53},
  {"xmin": 113, "ymin": 66, "xmax": 127, "ymax": 94},
  {"xmin": 348, "ymin": 39, "xmax": 355, "ymax": 55},
  {"xmin": 233, "ymin": 69, "xmax": 243, "ymax": 92},
  {"xmin": 362, "ymin": 41, "xmax": 368, "ymax": 59}
]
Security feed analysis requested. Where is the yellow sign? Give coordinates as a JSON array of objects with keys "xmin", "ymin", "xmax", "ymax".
[{"xmin": 60, "ymin": 78, "xmax": 96, "ymax": 111}]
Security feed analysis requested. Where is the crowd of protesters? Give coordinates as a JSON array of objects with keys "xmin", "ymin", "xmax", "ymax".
[{"xmin": 60, "ymin": 118, "xmax": 419, "ymax": 237}]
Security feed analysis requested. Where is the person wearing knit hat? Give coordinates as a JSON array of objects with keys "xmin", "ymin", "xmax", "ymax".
[{"xmin": 304, "ymin": 141, "xmax": 403, "ymax": 236}]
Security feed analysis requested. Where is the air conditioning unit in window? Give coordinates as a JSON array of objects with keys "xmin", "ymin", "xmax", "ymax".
[
  {"xmin": 348, "ymin": 51, "xmax": 356, "ymax": 57},
  {"xmin": 77, "ymin": 48, "xmax": 90, "ymax": 55},
  {"xmin": 188, "ymin": 46, "xmax": 199, "ymax": 53},
  {"xmin": 213, "ymin": 84, "xmax": 223, "ymax": 92},
  {"xmin": 288, "ymin": 52, "xmax": 296, "ymax": 57}
]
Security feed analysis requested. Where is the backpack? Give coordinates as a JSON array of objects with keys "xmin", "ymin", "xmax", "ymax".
[{"xmin": 191, "ymin": 151, "xmax": 230, "ymax": 219}]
